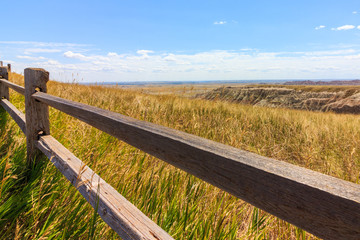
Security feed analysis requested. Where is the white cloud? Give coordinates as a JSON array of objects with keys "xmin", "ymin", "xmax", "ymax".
[
  {"xmin": 331, "ymin": 25, "xmax": 355, "ymax": 31},
  {"xmin": 63, "ymin": 51, "xmax": 90, "ymax": 61},
  {"xmin": 214, "ymin": 21, "xmax": 227, "ymax": 25},
  {"xmin": 5, "ymin": 42, "xmax": 360, "ymax": 82},
  {"xmin": 353, "ymin": 11, "xmax": 358, "ymax": 14},
  {"xmin": 47, "ymin": 60, "xmax": 60, "ymax": 65},
  {"xmin": 128, "ymin": 50, "xmax": 155, "ymax": 60},
  {"xmin": 48, "ymin": 48, "xmax": 360, "ymax": 82},
  {"xmin": 0, "ymin": 41, "xmax": 90, "ymax": 47},
  {"xmin": 107, "ymin": 52, "xmax": 118, "ymax": 57},
  {"xmin": 24, "ymin": 48, "xmax": 62, "ymax": 54},
  {"xmin": 358, "ymin": 25, "xmax": 360, "ymax": 30},
  {"xmin": 240, "ymin": 48, "xmax": 256, "ymax": 51},
  {"xmin": 137, "ymin": 50, "xmax": 154, "ymax": 55},
  {"xmin": 163, "ymin": 53, "xmax": 190, "ymax": 65},
  {"xmin": 17, "ymin": 55, "xmax": 46, "ymax": 60},
  {"xmin": 315, "ymin": 25, "xmax": 326, "ymax": 30},
  {"xmin": 63, "ymin": 51, "xmax": 127, "ymax": 65},
  {"xmin": 304, "ymin": 49, "xmax": 356, "ymax": 56},
  {"xmin": 163, "ymin": 54, "xmax": 177, "ymax": 61}
]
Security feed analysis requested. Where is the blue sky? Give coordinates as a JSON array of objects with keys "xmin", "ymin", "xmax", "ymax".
[{"xmin": 1, "ymin": 0, "xmax": 360, "ymax": 82}]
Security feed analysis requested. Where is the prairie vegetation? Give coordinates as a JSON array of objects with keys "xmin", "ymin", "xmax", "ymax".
[
  {"xmin": 1, "ymin": 73, "xmax": 360, "ymax": 239},
  {"xmin": 120, "ymin": 83, "xmax": 360, "ymax": 98}
]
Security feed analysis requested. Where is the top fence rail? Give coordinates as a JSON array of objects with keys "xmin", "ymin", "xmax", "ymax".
[
  {"xmin": 0, "ymin": 78, "xmax": 25, "ymax": 95},
  {"xmin": 1, "ymin": 65, "xmax": 360, "ymax": 240}
]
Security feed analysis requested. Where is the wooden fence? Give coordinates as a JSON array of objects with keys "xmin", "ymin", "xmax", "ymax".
[{"xmin": 1, "ymin": 64, "xmax": 360, "ymax": 239}]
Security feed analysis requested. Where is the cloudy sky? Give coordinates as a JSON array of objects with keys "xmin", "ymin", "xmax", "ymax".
[{"xmin": 1, "ymin": 0, "xmax": 360, "ymax": 82}]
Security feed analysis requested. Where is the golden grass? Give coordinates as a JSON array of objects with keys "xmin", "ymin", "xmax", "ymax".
[
  {"xmin": 1, "ymin": 73, "xmax": 360, "ymax": 239},
  {"xmin": 110, "ymin": 82, "xmax": 360, "ymax": 102}
]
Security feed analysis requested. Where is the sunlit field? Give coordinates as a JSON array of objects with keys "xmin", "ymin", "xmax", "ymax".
[{"xmin": 1, "ymin": 73, "xmax": 359, "ymax": 239}]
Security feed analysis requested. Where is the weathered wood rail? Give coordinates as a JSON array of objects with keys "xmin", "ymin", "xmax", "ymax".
[{"xmin": 1, "ymin": 64, "xmax": 360, "ymax": 239}]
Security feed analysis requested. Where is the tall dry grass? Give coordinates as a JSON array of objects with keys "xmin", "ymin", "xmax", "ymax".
[{"xmin": 1, "ymin": 73, "xmax": 359, "ymax": 239}]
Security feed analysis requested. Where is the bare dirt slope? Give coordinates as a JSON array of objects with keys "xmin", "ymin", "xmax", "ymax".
[{"xmin": 196, "ymin": 86, "xmax": 360, "ymax": 114}]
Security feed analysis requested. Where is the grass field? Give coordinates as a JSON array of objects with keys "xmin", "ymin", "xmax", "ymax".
[
  {"xmin": 1, "ymin": 73, "xmax": 360, "ymax": 239},
  {"xmin": 116, "ymin": 82, "xmax": 360, "ymax": 98}
]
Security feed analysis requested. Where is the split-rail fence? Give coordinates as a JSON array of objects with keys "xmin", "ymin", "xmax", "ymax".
[{"xmin": 0, "ymin": 63, "xmax": 360, "ymax": 239}]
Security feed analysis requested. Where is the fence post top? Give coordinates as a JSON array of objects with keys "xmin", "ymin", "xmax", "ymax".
[
  {"xmin": 24, "ymin": 68, "xmax": 49, "ymax": 74},
  {"xmin": 0, "ymin": 66, "xmax": 9, "ymax": 79},
  {"xmin": 24, "ymin": 68, "xmax": 49, "ymax": 83}
]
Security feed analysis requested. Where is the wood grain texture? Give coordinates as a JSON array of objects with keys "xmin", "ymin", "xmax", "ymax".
[
  {"xmin": 32, "ymin": 91, "xmax": 360, "ymax": 240},
  {"xmin": 37, "ymin": 135, "xmax": 174, "ymax": 240},
  {"xmin": 0, "ymin": 67, "xmax": 9, "ymax": 100},
  {"xmin": 25, "ymin": 68, "xmax": 50, "ymax": 164},
  {"xmin": 0, "ymin": 99, "xmax": 26, "ymax": 133},
  {"xmin": 0, "ymin": 79, "xmax": 25, "ymax": 95}
]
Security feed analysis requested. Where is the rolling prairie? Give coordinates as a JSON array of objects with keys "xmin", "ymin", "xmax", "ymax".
[{"xmin": 1, "ymin": 74, "xmax": 359, "ymax": 239}]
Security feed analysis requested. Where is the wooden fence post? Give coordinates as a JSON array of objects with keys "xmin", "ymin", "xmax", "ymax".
[
  {"xmin": 0, "ymin": 66, "xmax": 9, "ymax": 100},
  {"xmin": 25, "ymin": 68, "xmax": 50, "ymax": 164}
]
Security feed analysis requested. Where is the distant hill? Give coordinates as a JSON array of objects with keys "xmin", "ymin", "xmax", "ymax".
[
  {"xmin": 196, "ymin": 86, "xmax": 360, "ymax": 114},
  {"xmin": 284, "ymin": 80, "xmax": 360, "ymax": 85}
]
